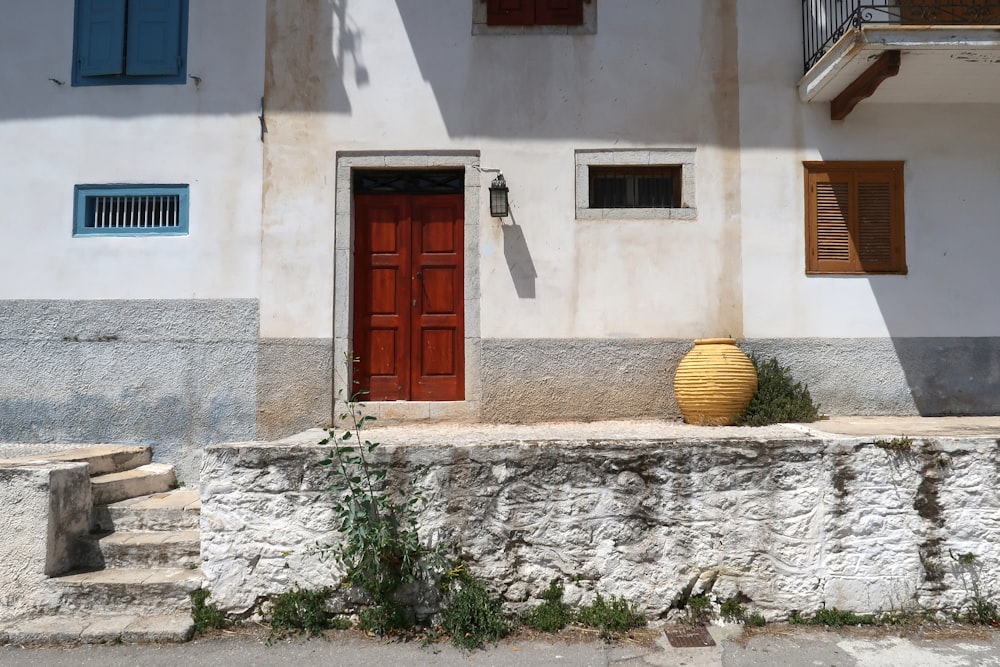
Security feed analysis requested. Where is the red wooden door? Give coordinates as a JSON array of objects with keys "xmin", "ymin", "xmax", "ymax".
[{"xmin": 353, "ymin": 193, "xmax": 464, "ymax": 401}]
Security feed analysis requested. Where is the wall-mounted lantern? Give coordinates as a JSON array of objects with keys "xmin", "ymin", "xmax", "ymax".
[{"xmin": 489, "ymin": 173, "xmax": 509, "ymax": 218}]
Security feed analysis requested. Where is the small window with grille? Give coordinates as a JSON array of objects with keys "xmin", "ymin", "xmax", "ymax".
[
  {"xmin": 73, "ymin": 185, "xmax": 189, "ymax": 236},
  {"xmin": 589, "ymin": 166, "xmax": 681, "ymax": 209},
  {"xmin": 575, "ymin": 149, "xmax": 696, "ymax": 221}
]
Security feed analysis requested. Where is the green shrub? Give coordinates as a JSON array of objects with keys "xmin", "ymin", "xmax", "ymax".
[
  {"xmin": 746, "ymin": 611, "xmax": 767, "ymax": 627},
  {"xmin": 740, "ymin": 353, "xmax": 820, "ymax": 425},
  {"xmin": 315, "ymin": 354, "xmax": 445, "ymax": 632},
  {"xmin": 442, "ymin": 576, "xmax": 514, "ymax": 651},
  {"xmin": 789, "ymin": 606, "xmax": 875, "ymax": 627},
  {"xmin": 266, "ymin": 587, "xmax": 332, "ymax": 640},
  {"xmin": 577, "ymin": 593, "xmax": 647, "ymax": 641},
  {"xmin": 190, "ymin": 589, "xmax": 229, "ymax": 635},
  {"xmin": 521, "ymin": 578, "xmax": 574, "ymax": 633}
]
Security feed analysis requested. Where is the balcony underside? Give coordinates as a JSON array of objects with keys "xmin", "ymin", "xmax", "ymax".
[{"xmin": 799, "ymin": 26, "xmax": 1000, "ymax": 106}]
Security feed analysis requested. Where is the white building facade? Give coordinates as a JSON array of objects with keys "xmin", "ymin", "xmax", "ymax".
[{"xmin": 2, "ymin": 1, "xmax": 999, "ymax": 480}]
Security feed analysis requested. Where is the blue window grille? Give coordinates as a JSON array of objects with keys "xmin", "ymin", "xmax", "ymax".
[
  {"xmin": 74, "ymin": 185, "xmax": 190, "ymax": 236},
  {"xmin": 73, "ymin": 0, "xmax": 189, "ymax": 86}
]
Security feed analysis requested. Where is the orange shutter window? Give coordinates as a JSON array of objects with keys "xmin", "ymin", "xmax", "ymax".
[{"xmin": 805, "ymin": 162, "xmax": 905, "ymax": 275}]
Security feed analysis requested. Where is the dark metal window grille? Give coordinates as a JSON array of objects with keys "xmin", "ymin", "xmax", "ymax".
[
  {"xmin": 354, "ymin": 170, "xmax": 464, "ymax": 195},
  {"xmin": 589, "ymin": 167, "xmax": 681, "ymax": 208}
]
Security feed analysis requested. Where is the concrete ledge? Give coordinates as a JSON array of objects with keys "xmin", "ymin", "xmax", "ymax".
[{"xmin": 1, "ymin": 613, "xmax": 194, "ymax": 645}]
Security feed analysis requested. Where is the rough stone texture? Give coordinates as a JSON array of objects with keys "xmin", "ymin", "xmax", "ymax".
[
  {"xmin": 744, "ymin": 337, "xmax": 1000, "ymax": 417},
  {"xmin": 256, "ymin": 338, "xmax": 334, "ymax": 441},
  {"xmin": 201, "ymin": 431, "xmax": 1000, "ymax": 619},
  {"xmin": 0, "ymin": 462, "xmax": 91, "ymax": 623},
  {"xmin": 480, "ymin": 338, "xmax": 690, "ymax": 423},
  {"xmin": 0, "ymin": 299, "xmax": 260, "ymax": 483}
]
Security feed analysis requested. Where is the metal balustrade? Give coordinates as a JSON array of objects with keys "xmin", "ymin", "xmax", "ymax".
[{"xmin": 803, "ymin": 0, "xmax": 1000, "ymax": 71}]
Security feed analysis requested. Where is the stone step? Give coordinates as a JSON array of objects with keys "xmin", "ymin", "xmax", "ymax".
[
  {"xmin": 43, "ymin": 567, "xmax": 204, "ymax": 616},
  {"xmin": 92, "ymin": 489, "xmax": 200, "ymax": 532},
  {"xmin": 0, "ymin": 612, "xmax": 194, "ymax": 644},
  {"xmin": 0, "ymin": 444, "xmax": 151, "ymax": 476},
  {"xmin": 91, "ymin": 463, "xmax": 177, "ymax": 506},
  {"xmin": 78, "ymin": 529, "xmax": 201, "ymax": 569}
]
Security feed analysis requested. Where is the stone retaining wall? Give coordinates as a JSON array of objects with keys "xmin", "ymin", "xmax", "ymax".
[{"xmin": 200, "ymin": 432, "xmax": 1000, "ymax": 619}]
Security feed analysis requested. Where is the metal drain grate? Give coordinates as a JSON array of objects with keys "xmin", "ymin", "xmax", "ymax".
[{"xmin": 664, "ymin": 625, "xmax": 716, "ymax": 648}]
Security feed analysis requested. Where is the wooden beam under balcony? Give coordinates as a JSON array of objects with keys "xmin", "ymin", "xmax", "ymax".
[{"xmin": 830, "ymin": 51, "xmax": 901, "ymax": 121}]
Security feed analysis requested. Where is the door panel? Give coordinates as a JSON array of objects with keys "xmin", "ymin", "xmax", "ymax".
[
  {"xmin": 353, "ymin": 192, "xmax": 464, "ymax": 401},
  {"xmin": 354, "ymin": 195, "xmax": 410, "ymax": 400},
  {"xmin": 410, "ymin": 195, "xmax": 464, "ymax": 400}
]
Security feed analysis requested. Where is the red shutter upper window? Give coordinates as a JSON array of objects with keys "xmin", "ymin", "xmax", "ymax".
[{"xmin": 487, "ymin": 0, "xmax": 584, "ymax": 26}]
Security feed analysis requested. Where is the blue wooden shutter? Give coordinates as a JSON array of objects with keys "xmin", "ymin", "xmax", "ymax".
[
  {"xmin": 125, "ymin": 0, "xmax": 183, "ymax": 76},
  {"xmin": 76, "ymin": 0, "xmax": 126, "ymax": 76}
]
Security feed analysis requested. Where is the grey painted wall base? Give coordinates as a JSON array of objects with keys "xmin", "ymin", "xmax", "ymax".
[
  {"xmin": 483, "ymin": 337, "xmax": 1000, "ymax": 422},
  {"xmin": 745, "ymin": 337, "xmax": 1000, "ymax": 417},
  {"xmin": 3, "ymin": 310, "xmax": 1000, "ymax": 483},
  {"xmin": 0, "ymin": 300, "xmax": 259, "ymax": 482},
  {"xmin": 481, "ymin": 338, "xmax": 690, "ymax": 423},
  {"xmin": 257, "ymin": 338, "xmax": 333, "ymax": 441}
]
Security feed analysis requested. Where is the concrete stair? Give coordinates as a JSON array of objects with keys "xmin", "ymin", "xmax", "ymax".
[
  {"xmin": 0, "ymin": 446, "xmax": 201, "ymax": 645},
  {"xmin": 90, "ymin": 463, "xmax": 177, "ymax": 505}
]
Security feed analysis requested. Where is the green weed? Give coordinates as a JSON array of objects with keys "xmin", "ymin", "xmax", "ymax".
[
  {"xmin": 685, "ymin": 593, "xmax": 712, "ymax": 625},
  {"xmin": 577, "ymin": 593, "xmax": 647, "ymax": 641},
  {"xmin": 441, "ymin": 575, "xmax": 514, "ymax": 651},
  {"xmin": 521, "ymin": 578, "xmax": 574, "ymax": 633},
  {"xmin": 789, "ymin": 606, "xmax": 876, "ymax": 627},
  {"xmin": 266, "ymin": 587, "xmax": 332, "ymax": 640},
  {"xmin": 190, "ymin": 589, "xmax": 229, "ymax": 635}
]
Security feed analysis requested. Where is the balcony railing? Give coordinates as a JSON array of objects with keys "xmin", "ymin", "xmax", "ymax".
[{"xmin": 803, "ymin": 1, "xmax": 1000, "ymax": 71}]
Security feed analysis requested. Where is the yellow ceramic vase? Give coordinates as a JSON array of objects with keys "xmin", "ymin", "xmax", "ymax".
[{"xmin": 674, "ymin": 338, "xmax": 758, "ymax": 426}]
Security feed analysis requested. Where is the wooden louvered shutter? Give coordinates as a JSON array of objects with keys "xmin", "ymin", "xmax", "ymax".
[
  {"xmin": 856, "ymin": 168, "xmax": 903, "ymax": 272},
  {"xmin": 536, "ymin": 0, "xmax": 584, "ymax": 25},
  {"xmin": 805, "ymin": 162, "xmax": 905, "ymax": 275},
  {"xmin": 808, "ymin": 171, "xmax": 853, "ymax": 273}
]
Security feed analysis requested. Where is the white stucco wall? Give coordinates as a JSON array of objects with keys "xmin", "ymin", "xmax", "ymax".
[
  {"xmin": 738, "ymin": 3, "xmax": 1000, "ymax": 339},
  {"xmin": 0, "ymin": 2, "xmax": 266, "ymax": 300},
  {"xmin": 260, "ymin": 0, "xmax": 744, "ymax": 340}
]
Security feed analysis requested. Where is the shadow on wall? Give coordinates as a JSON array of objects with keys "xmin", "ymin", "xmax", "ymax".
[
  {"xmin": 264, "ymin": 0, "xmax": 362, "ymax": 115},
  {"xmin": 0, "ymin": 0, "xmax": 366, "ymax": 119},
  {"xmin": 392, "ymin": 0, "xmax": 740, "ymax": 141},
  {"xmin": 813, "ymin": 106, "xmax": 1000, "ymax": 415},
  {"xmin": 501, "ymin": 217, "xmax": 537, "ymax": 299}
]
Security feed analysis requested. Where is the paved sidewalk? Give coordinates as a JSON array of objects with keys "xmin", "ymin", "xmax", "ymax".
[{"xmin": 2, "ymin": 625, "xmax": 1000, "ymax": 666}]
